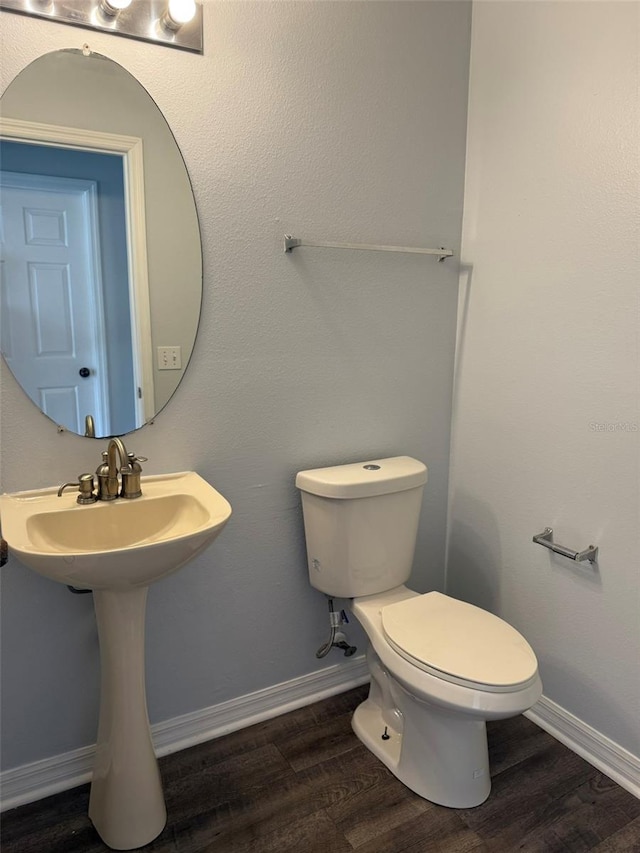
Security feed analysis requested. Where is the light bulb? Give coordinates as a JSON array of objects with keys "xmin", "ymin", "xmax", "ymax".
[
  {"xmin": 162, "ymin": 0, "xmax": 196, "ymax": 30},
  {"xmin": 100, "ymin": 0, "xmax": 132, "ymax": 15}
]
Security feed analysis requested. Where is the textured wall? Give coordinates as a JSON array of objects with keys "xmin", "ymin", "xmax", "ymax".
[
  {"xmin": 0, "ymin": 2, "xmax": 471, "ymax": 769},
  {"xmin": 449, "ymin": 1, "xmax": 639, "ymax": 757}
]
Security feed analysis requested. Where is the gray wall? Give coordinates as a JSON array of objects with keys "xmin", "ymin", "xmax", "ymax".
[
  {"xmin": 0, "ymin": 2, "xmax": 471, "ymax": 770},
  {"xmin": 449, "ymin": 1, "xmax": 639, "ymax": 759}
]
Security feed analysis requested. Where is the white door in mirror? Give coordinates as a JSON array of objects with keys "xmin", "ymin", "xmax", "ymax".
[{"xmin": 1, "ymin": 173, "xmax": 109, "ymax": 433}]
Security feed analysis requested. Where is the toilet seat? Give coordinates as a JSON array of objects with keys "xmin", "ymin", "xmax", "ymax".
[{"xmin": 381, "ymin": 592, "xmax": 539, "ymax": 694}]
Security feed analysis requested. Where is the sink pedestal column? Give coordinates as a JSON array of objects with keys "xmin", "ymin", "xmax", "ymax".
[{"xmin": 89, "ymin": 587, "xmax": 166, "ymax": 850}]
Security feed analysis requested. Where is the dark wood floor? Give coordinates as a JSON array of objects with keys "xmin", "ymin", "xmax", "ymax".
[{"xmin": 2, "ymin": 685, "xmax": 640, "ymax": 852}]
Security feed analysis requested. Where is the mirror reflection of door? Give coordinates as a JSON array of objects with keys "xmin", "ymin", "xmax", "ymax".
[
  {"xmin": 1, "ymin": 171, "xmax": 111, "ymax": 435},
  {"xmin": 1, "ymin": 140, "xmax": 137, "ymax": 435}
]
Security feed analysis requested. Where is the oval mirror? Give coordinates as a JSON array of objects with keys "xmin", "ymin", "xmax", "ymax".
[{"xmin": 0, "ymin": 49, "xmax": 202, "ymax": 439}]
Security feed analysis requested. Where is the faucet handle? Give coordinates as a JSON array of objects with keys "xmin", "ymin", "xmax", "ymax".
[
  {"xmin": 121, "ymin": 454, "xmax": 145, "ymax": 500},
  {"xmin": 125, "ymin": 452, "xmax": 147, "ymax": 475},
  {"xmin": 127, "ymin": 452, "xmax": 148, "ymax": 466}
]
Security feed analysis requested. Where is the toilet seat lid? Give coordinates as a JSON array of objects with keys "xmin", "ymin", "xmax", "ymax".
[{"xmin": 381, "ymin": 592, "xmax": 538, "ymax": 691}]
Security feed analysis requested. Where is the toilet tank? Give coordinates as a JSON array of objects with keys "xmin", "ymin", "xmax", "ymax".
[{"xmin": 295, "ymin": 456, "xmax": 427, "ymax": 598}]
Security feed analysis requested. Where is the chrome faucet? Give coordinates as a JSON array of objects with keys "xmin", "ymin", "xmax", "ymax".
[
  {"xmin": 95, "ymin": 438, "xmax": 145, "ymax": 500},
  {"xmin": 94, "ymin": 437, "xmax": 129, "ymax": 501},
  {"xmin": 107, "ymin": 437, "xmax": 129, "ymax": 481},
  {"xmin": 57, "ymin": 439, "xmax": 146, "ymax": 503}
]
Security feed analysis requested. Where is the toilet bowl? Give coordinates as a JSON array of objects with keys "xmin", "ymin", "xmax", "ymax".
[
  {"xmin": 350, "ymin": 585, "xmax": 541, "ymax": 807},
  {"xmin": 295, "ymin": 456, "xmax": 542, "ymax": 808}
]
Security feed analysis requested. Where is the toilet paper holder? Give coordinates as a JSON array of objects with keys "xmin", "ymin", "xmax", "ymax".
[{"xmin": 532, "ymin": 527, "xmax": 598, "ymax": 563}]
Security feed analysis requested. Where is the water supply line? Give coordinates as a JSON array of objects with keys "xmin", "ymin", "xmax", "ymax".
[
  {"xmin": 316, "ymin": 597, "xmax": 357, "ymax": 659},
  {"xmin": 315, "ymin": 598, "xmax": 338, "ymax": 658}
]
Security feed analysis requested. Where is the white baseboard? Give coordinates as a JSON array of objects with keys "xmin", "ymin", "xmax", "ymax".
[
  {"xmin": 4, "ymin": 676, "xmax": 638, "ymax": 812},
  {"xmin": 525, "ymin": 696, "xmax": 640, "ymax": 800},
  {"xmin": 0, "ymin": 656, "xmax": 369, "ymax": 813}
]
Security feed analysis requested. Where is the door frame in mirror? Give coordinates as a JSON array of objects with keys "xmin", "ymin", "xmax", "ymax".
[{"xmin": 0, "ymin": 116, "xmax": 155, "ymax": 426}]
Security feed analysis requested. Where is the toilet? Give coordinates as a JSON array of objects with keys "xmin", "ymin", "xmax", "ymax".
[{"xmin": 296, "ymin": 456, "xmax": 542, "ymax": 808}]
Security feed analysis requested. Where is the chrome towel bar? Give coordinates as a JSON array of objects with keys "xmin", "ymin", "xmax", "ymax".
[
  {"xmin": 284, "ymin": 235, "xmax": 453, "ymax": 261},
  {"xmin": 532, "ymin": 527, "xmax": 598, "ymax": 563}
]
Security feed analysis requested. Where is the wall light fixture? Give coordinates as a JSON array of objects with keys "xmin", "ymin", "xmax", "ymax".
[{"xmin": 0, "ymin": 0, "xmax": 203, "ymax": 54}]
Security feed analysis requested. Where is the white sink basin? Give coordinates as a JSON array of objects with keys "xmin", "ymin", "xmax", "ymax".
[{"xmin": 0, "ymin": 471, "xmax": 232, "ymax": 589}]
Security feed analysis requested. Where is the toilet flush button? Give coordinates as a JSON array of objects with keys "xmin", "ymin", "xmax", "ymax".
[{"xmin": 363, "ymin": 464, "xmax": 381, "ymax": 470}]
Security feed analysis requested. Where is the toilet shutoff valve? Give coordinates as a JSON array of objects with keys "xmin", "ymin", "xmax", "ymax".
[
  {"xmin": 316, "ymin": 599, "xmax": 357, "ymax": 659},
  {"xmin": 329, "ymin": 609, "xmax": 342, "ymax": 628},
  {"xmin": 330, "ymin": 610, "xmax": 356, "ymax": 657},
  {"xmin": 329, "ymin": 608, "xmax": 349, "ymax": 627}
]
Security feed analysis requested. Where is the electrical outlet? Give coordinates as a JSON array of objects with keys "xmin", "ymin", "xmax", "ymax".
[{"xmin": 157, "ymin": 346, "xmax": 182, "ymax": 370}]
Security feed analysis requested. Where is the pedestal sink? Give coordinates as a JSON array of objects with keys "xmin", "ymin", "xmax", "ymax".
[{"xmin": 0, "ymin": 472, "xmax": 232, "ymax": 850}]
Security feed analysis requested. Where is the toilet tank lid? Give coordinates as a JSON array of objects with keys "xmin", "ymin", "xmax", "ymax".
[{"xmin": 295, "ymin": 456, "xmax": 427, "ymax": 499}]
